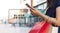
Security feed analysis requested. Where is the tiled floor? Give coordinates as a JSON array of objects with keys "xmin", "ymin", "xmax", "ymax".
[
  {"xmin": 0, "ymin": 24, "xmax": 58, "ymax": 33},
  {"xmin": 0, "ymin": 24, "xmax": 31, "ymax": 33}
]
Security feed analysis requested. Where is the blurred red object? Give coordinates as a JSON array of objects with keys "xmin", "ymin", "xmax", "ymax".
[
  {"xmin": 9, "ymin": 18, "xmax": 14, "ymax": 24},
  {"xmin": 29, "ymin": 20, "xmax": 50, "ymax": 33}
]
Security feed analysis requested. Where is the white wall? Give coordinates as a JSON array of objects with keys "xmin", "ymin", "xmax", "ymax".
[{"xmin": 0, "ymin": 0, "xmax": 19, "ymax": 19}]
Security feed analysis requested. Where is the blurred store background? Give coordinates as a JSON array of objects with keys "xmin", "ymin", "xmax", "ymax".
[{"xmin": 0, "ymin": 0, "xmax": 58, "ymax": 33}]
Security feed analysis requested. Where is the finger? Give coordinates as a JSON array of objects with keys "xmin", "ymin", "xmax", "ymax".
[
  {"xmin": 31, "ymin": 12, "xmax": 35, "ymax": 16},
  {"xmin": 30, "ymin": 9, "xmax": 34, "ymax": 12}
]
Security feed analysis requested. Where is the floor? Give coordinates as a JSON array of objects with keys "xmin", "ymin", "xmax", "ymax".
[
  {"xmin": 0, "ymin": 24, "xmax": 31, "ymax": 33},
  {"xmin": 0, "ymin": 24, "xmax": 58, "ymax": 33}
]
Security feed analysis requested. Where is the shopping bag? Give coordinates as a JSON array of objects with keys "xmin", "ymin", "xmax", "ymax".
[{"xmin": 29, "ymin": 20, "xmax": 50, "ymax": 33}]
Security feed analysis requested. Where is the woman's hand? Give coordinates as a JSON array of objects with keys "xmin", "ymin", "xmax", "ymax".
[
  {"xmin": 30, "ymin": 8, "xmax": 42, "ymax": 16},
  {"xmin": 26, "ymin": 3, "xmax": 42, "ymax": 16}
]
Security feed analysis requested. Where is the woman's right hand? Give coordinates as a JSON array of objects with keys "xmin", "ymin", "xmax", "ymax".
[
  {"xmin": 26, "ymin": 4, "xmax": 42, "ymax": 16},
  {"xmin": 30, "ymin": 8, "xmax": 41, "ymax": 16}
]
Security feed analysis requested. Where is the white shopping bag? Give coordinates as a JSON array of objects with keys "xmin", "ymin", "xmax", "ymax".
[{"xmin": 52, "ymin": 26, "xmax": 58, "ymax": 33}]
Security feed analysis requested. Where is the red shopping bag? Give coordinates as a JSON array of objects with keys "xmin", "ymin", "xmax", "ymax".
[{"xmin": 29, "ymin": 20, "xmax": 50, "ymax": 33}]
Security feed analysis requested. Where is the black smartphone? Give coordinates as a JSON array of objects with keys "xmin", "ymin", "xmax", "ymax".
[{"xmin": 25, "ymin": 4, "xmax": 34, "ymax": 10}]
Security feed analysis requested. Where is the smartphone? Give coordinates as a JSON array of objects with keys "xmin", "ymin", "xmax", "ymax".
[{"xmin": 25, "ymin": 4, "xmax": 34, "ymax": 10}]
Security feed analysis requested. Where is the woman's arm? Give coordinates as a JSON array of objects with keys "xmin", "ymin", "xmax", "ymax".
[
  {"xmin": 26, "ymin": 4, "xmax": 60, "ymax": 26},
  {"xmin": 55, "ymin": 6, "xmax": 60, "ymax": 26},
  {"xmin": 30, "ymin": 6, "xmax": 60, "ymax": 26}
]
